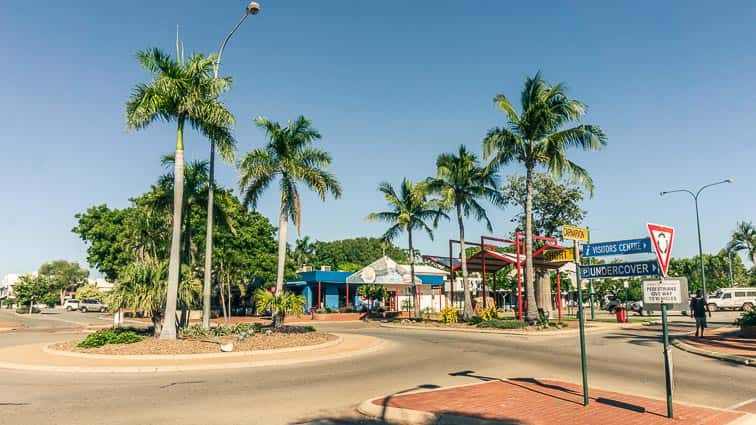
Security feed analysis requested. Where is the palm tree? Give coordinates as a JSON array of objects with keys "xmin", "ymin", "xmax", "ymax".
[
  {"xmin": 238, "ymin": 116, "xmax": 342, "ymax": 320},
  {"xmin": 729, "ymin": 221, "xmax": 756, "ymax": 268},
  {"xmin": 483, "ymin": 72, "xmax": 607, "ymax": 323},
  {"xmin": 368, "ymin": 179, "xmax": 447, "ymax": 317},
  {"xmin": 425, "ymin": 145, "xmax": 502, "ymax": 320},
  {"xmin": 126, "ymin": 46, "xmax": 234, "ymax": 340},
  {"xmin": 293, "ymin": 236, "xmax": 315, "ymax": 269}
]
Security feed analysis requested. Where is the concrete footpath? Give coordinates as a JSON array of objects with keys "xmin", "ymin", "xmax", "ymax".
[
  {"xmin": 0, "ymin": 333, "xmax": 387, "ymax": 373},
  {"xmin": 673, "ymin": 327, "xmax": 755, "ymax": 367},
  {"xmin": 359, "ymin": 379, "xmax": 755, "ymax": 425}
]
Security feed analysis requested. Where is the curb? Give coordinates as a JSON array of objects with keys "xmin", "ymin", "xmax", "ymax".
[
  {"xmin": 671, "ymin": 337, "xmax": 755, "ymax": 367},
  {"xmin": 43, "ymin": 335, "xmax": 343, "ymax": 360},
  {"xmin": 0, "ymin": 335, "xmax": 389, "ymax": 374},
  {"xmin": 378, "ymin": 322, "xmax": 621, "ymax": 337}
]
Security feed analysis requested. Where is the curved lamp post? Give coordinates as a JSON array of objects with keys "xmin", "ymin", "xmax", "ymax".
[
  {"xmin": 203, "ymin": 2, "xmax": 261, "ymax": 329},
  {"xmin": 660, "ymin": 178, "xmax": 733, "ymax": 299}
]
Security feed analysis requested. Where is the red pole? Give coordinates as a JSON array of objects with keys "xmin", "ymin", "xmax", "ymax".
[
  {"xmin": 556, "ymin": 271, "xmax": 562, "ymax": 322},
  {"xmin": 318, "ymin": 281, "xmax": 322, "ymax": 309},
  {"xmin": 346, "ymin": 282, "xmax": 349, "ymax": 308},
  {"xmin": 449, "ymin": 240, "xmax": 455, "ymax": 307},
  {"xmin": 481, "ymin": 236, "xmax": 487, "ymax": 308},
  {"xmin": 516, "ymin": 232, "xmax": 523, "ymax": 320}
]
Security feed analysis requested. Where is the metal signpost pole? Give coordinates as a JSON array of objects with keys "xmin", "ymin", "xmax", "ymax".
[
  {"xmin": 662, "ymin": 298, "xmax": 673, "ymax": 419},
  {"xmin": 574, "ymin": 240, "xmax": 589, "ymax": 406},
  {"xmin": 587, "ymin": 227, "xmax": 595, "ymax": 321}
]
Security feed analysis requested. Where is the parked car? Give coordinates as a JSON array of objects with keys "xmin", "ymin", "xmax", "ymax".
[
  {"xmin": 79, "ymin": 298, "xmax": 107, "ymax": 313},
  {"xmin": 602, "ymin": 295, "xmax": 644, "ymax": 315},
  {"xmin": 63, "ymin": 299, "xmax": 79, "ymax": 311},
  {"xmin": 707, "ymin": 288, "xmax": 756, "ymax": 312}
]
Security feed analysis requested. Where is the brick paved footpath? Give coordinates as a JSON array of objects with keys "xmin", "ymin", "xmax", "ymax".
[
  {"xmin": 679, "ymin": 327, "xmax": 756, "ymax": 358},
  {"xmin": 374, "ymin": 379, "xmax": 749, "ymax": 424}
]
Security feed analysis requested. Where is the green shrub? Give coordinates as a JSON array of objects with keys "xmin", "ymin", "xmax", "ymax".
[
  {"xmin": 15, "ymin": 307, "xmax": 41, "ymax": 314},
  {"xmin": 179, "ymin": 323, "xmax": 262, "ymax": 338},
  {"xmin": 468, "ymin": 315, "xmax": 484, "ymax": 325},
  {"xmin": 477, "ymin": 319, "xmax": 526, "ymax": 329},
  {"xmin": 78, "ymin": 329, "xmax": 143, "ymax": 348},
  {"xmin": 440, "ymin": 306, "xmax": 459, "ymax": 324},
  {"xmin": 736, "ymin": 310, "xmax": 756, "ymax": 327}
]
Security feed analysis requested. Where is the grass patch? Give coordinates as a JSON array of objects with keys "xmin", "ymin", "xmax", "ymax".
[{"xmin": 78, "ymin": 329, "xmax": 143, "ymax": 349}]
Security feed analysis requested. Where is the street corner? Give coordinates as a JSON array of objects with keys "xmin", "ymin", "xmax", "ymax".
[
  {"xmin": 0, "ymin": 332, "xmax": 389, "ymax": 374},
  {"xmin": 672, "ymin": 327, "xmax": 756, "ymax": 367},
  {"xmin": 357, "ymin": 379, "xmax": 753, "ymax": 425}
]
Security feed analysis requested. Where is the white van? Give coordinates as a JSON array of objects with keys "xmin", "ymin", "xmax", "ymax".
[{"xmin": 707, "ymin": 288, "xmax": 756, "ymax": 311}]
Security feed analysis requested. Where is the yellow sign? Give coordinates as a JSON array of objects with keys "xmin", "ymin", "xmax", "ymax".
[
  {"xmin": 562, "ymin": 225, "xmax": 589, "ymax": 242},
  {"xmin": 543, "ymin": 249, "xmax": 575, "ymax": 263}
]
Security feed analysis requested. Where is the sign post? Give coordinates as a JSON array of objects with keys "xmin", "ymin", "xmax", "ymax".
[
  {"xmin": 563, "ymin": 225, "xmax": 589, "ymax": 407},
  {"xmin": 646, "ymin": 223, "xmax": 676, "ymax": 420}
]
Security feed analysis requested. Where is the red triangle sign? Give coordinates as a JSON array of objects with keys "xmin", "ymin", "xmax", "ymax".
[{"xmin": 647, "ymin": 223, "xmax": 675, "ymax": 277}]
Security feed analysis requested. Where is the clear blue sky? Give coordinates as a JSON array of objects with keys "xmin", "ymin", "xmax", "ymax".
[{"xmin": 1, "ymin": 1, "xmax": 754, "ymax": 275}]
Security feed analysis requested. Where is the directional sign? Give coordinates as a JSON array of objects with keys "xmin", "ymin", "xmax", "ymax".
[
  {"xmin": 643, "ymin": 280, "xmax": 682, "ymax": 305},
  {"xmin": 580, "ymin": 260, "xmax": 660, "ymax": 279},
  {"xmin": 562, "ymin": 225, "xmax": 589, "ymax": 242},
  {"xmin": 647, "ymin": 223, "xmax": 675, "ymax": 277},
  {"xmin": 543, "ymin": 248, "xmax": 574, "ymax": 263},
  {"xmin": 581, "ymin": 238, "xmax": 653, "ymax": 258}
]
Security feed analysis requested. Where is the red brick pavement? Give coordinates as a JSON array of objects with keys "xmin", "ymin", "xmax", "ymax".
[
  {"xmin": 375, "ymin": 379, "xmax": 746, "ymax": 424},
  {"xmin": 679, "ymin": 327, "xmax": 756, "ymax": 358}
]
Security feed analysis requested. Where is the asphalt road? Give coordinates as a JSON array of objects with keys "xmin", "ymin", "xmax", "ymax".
[{"xmin": 0, "ymin": 313, "xmax": 753, "ymax": 425}]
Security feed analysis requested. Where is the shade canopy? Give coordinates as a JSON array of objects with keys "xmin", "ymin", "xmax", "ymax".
[
  {"xmin": 346, "ymin": 256, "xmax": 422, "ymax": 285},
  {"xmin": 424, "ymin": 243, "xmax": 572, "ymax": 274}
]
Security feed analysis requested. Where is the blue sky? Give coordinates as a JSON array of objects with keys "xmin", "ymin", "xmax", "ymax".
[{"xmin": 1, "ymin": 1, "xmax": 754, "ymax": 275}]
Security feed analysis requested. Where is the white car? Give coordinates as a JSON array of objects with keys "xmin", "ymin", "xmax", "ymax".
[
  {"xmin": 63, "ymin": 299, "xmax": 79, "ymax": 311},
  {"xmin": 707, "ymin": 288, "xmax": 756, "ymax": 312}
]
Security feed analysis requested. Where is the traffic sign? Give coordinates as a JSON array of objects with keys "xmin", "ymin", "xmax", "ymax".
[
  {"xmin": 543, "ymin": 248, "xmax": 575, "ymax": 262},
  {"xmin": 562, "ymin": 225, "xmax": 589, "ymax": 241},
  {"xmin": 581, "ymin": 237, "xmax": 653, "ymax": 258},
  {"xmin": 580, "ymin": 260, "xmax": 660, "ymax": 279},
  {"xmin": 647, "ymin": 223, "xmax": 675, "ymax": 277},
  {"xmin": 642, "ymin": 279, "xmax": 682, "ymax": 305}
]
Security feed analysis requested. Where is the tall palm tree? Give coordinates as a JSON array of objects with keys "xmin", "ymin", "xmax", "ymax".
[
  {"xmin": 425, "ymin": 145, "xmax": 502, "ymax": 320},
  {"xmin": 483, "ymin": 72, "xmax": 607, "ymax": 323},
  {"xmin": 368, "ymin": 179, "xmax": 447, "ymax": 317},
  {"xmin": 729, "ymin": 221, "xmax": 756, "ymax": 268},
  {"xmin": 237, "ymin": 116, "xmax": 342, "ymax": 311},
  {"xmin": 126, "ymin": 46, "xmax": 234, "ymax": 340}
]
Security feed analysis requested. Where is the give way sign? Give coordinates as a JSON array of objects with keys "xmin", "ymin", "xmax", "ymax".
[{"xmin": 647, "ymin": 223, "xmax": 675, "ymax": 277}]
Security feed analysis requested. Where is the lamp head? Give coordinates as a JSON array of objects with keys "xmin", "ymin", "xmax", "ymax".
[
  {"xmin": 246, "ymin": 2, "xmax": 261, "ymax": 15},
  {"xmin": 725, "ymin": 178, "xmax": 734, "ymax": 183}
]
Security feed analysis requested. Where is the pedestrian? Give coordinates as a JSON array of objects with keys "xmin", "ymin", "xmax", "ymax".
[{"xmin": 689, "ymin": 290, "xmax": 711, "ymax": 338}]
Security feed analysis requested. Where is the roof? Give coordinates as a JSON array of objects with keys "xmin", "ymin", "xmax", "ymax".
[
  {"xmin": 424, "ymin": 243, "xmax": 573, "ymax": 274},
  {"xmin": 296, "ymin": 270, "xmax": 354, "ymax": 284},
  {"xmin": 346, "ymin": 256, "xmax": 422, "ymax": 285}
]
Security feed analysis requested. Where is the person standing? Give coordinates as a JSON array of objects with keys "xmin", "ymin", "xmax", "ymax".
[{"xmin": 689, "ymin": 290, "xmax": 711, "ymax": 338}]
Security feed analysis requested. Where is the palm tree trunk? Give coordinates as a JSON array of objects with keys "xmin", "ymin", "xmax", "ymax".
[
  {"xmin": 160, "ymin": 118, "xmax": 185, "ymax": 340},
  {"xmin": 201, "ymin": 143, "xmax": 216, "ymax": 329},
  {"xmin": 274, "ymin": 204, "xmax": 289, "ymax": 327},
  {"xmin": 524, "ymin": 164, "xmax": 538, "ymax": 324},
  {"xmin": 408, "ymin": 229, "xmax": 421, "ymax": 318},
  {"xmin": 458, "ymin": 204, "xmax": 473, "ymax": 320}
]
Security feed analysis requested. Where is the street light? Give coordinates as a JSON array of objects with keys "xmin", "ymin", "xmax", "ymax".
[
  {"xmin": 660, "ymin": 178, "xmax": 734, "ymax": 299},
  {"xmin": 202, "ymin": 2, "xmax": 261, "ymax": 329}
]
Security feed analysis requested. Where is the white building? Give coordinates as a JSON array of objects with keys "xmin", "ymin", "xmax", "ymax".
[{"xmin": 88, "ymin": 278, "xmax": 114, "ymax": 292}]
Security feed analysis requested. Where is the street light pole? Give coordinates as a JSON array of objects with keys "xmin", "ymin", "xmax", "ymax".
[
  {"xmin": 728, "ymin": 250, "xmax": 735, "ymax": 287},
  {"xmin": 660, "ymin": 178, "xmax": 733, "ymax": 300},
  {"xmin": 202, "ymin": 2, "xmax": 261, "ymax": 329}
]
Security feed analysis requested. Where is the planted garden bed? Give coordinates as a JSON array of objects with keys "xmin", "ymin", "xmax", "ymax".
[{"xmin": 50, "ymin": 324, "xmax": 335, "ymax": 355}]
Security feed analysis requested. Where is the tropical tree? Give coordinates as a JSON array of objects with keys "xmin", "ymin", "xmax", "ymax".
[
  {"xmin": 254, "ymin": 289, "xmax": 306, "ymax": 327},
  {"xmin": 293, "ymin": 236, "xmax": 315, "ymax": 268},
  {"xmin": 425, "ymin": 145, "xmax": 502, "ymax": 320},
  {"xmin": 126, "ymin": 46, "xmax": 234, "ymax": 340},
  {"xmin": 483, "ymin": 72, "xmax": 607, "ymax": 323},
  {"xmin": 728, "ymin": 221, "xmax": 756, "ymax": 269},
  {"xmin": 237, "ymin": 116, "xmax": 342, "ymax": 315},
  {"xmin": 38, "ymin": 260, "xmax": 90, "ymax": 304},
  {"xmin": 367, "ymin": 179, "xmax": 447, "ymax": 317}
]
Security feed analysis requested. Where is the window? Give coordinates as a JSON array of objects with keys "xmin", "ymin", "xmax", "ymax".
[
  {"xmin": 723, "ymin": 293, "xmax": 732, "ymax": 299},
  {"xmin": 747, "ymin": 291, "xmax": 756, "ymax": 297},
  {"xmin": 735, "ymin": 292, "xmax": 746, "ymax": 297}
]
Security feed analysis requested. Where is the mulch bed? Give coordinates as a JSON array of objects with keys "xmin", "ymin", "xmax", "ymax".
[{"xmin": 51, "ymin": 332, "xmax": 336, "ymax": 355}]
